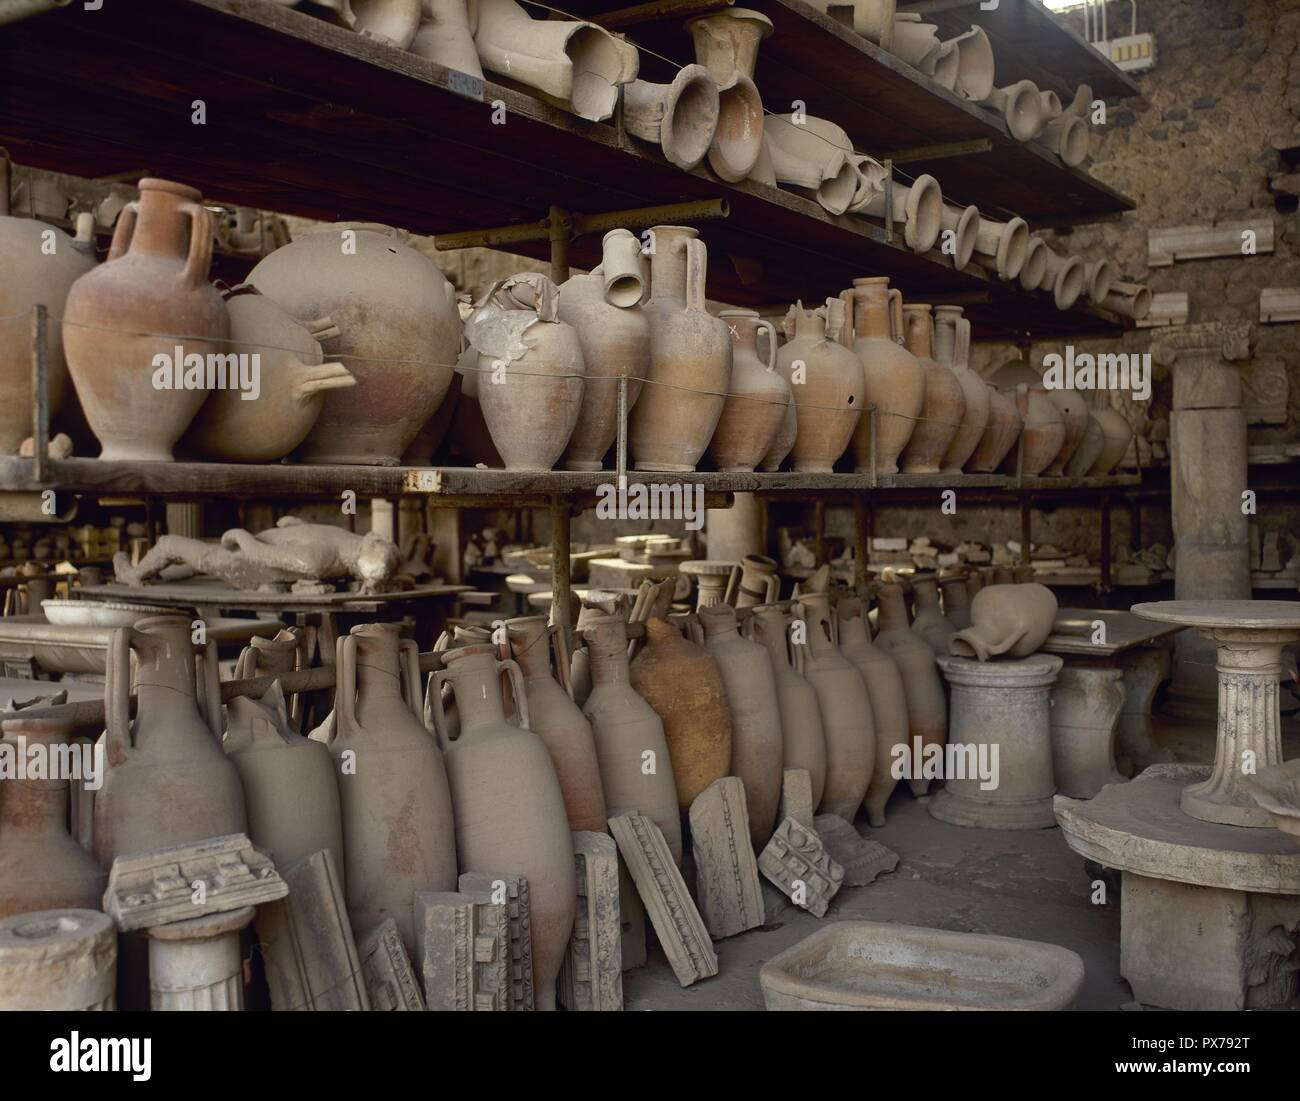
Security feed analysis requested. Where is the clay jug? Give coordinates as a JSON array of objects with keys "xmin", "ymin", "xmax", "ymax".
[
  {"xmin": 842, "ymin": 277, "xmax": 924, "ymax": 475},
  {"xmin": 835, "ymin": 598, "xmax": 910, "ymax": 827},
  {"xmin": 0, "ymin": 152, "xmax": 97, "ymax": 454},
  {"xmin": 909, "ymin": 574, "xmax": 956, "ymax": 655},
  {"xmin": 966, "ymin": 383, "xmax": 1022, "ymax": 473},
  {"xmin": 63, "ymin": 178, "xmax": 227, "ymax": 461},
  {"xmin": 746, "ymin": 603, "xmax": 827, "ymax": 809},
  {"xmin": 698, "ymin": 604, "xmax": 783, "ymax": 848},
  {"xmin": 794, "ymin": 593, "xmax": 874, "ymax": 821},
  {"xmin": 934, "ymin": 306, "xmax": 989, "ymax": 473},
  {"xmin": 556, "ymin": 229, "xmax": 649, "ymax": 471},
  {"xmin": 312, "ymin": 623, "xmax": 456, "ymax": 955},
  {"xmin": 872, "ymin": 585, "xmax": 947, "ymax": 797},
  {"xmin": 778, "ymin": 298, "xmax": 863, "ymax": 472},
  {"xmin": 469, "ymin": 274, "xmax": 586, "ymax": 471},
  {"xmin": 430, "ymin": 645, "xmax": 576, "ymax": 1011},
  {"xmin": 223, "ymin": 683, "xmax": 345, "ymax": 886},
  {"xmin": 1044, "ymin": 388, "xmax": 1088, "ymax": 476},
  {"xmin": 725, "ymin": 553, "xmax": 780, "ymax": 608},
  {"xmin": 505, "ymin": 616, "xmax": 607, "ymax": 833},
  {"xmin": 580, "ymin": 615, "xmax": 682, "ymax": 864},
  {"xmin": 899, "ymin": 304, "xmax": 964, "ymax": 475},
  {"xmin": 93, "ymin": 616, "xmax": 247, "ymax": 866},
  {"xmin": 628, "ymin": 226, "xmax": 731, "ymax": 471},
  {"xmin": 939, "ymin": 575, "xmax": 972, "ymax": 631},
  {"xmin": 950, "ymin": 583, "xmax": 1058, "ymax": 661},
  {"xmin": 0, "ymin": 717, "xmax": 106, "ymax": 918},
  {"xmin": 992, "ymin": 363, "xmax": 1064, "ymax": 477},
  {"xmin": 248, "ymin": 223, "xmax": 460, "ymax": 465},
  {"xmin": 629, "ymin": 617, "xmax": 731, "ymax": 810},
  {"xmin": 1090, "ymin": 406, "xmax": 1133, "ymax": 475},
  {"xmin": 183, "ymin": 287, "xmax": 355, "ymax": 462},
  {"xmin": 706, "ymin": 309, "xmax": 789, "ymax": 472}
]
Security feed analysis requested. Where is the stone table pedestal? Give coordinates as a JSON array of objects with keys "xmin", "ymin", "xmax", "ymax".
[
  {"xmin": 930, "ymin": 653, "xmax": 1062, "ymax": 830},
  {"xmin": 1115, "ymin": 644, "xmax": 1175, "ymax": 777},
  {"xmin": 1057, "ymin": 766, "xmax": 1300, "ymax": 1009},
  {"xmin": 1049, "ymin": 662, "xmax": 1126, "ymax": 799},
  {"xmin": 146, "ymin": 905, "xmax": 256, "ymax": 1011}
]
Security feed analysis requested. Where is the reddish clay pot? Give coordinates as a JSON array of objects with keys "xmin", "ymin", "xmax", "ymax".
[
  {"xmin": 899, "ymin": 304, "xmax": 964, "ymax": 475},
  {"xmin": 707, "ymin": 309, "xmax": 790, "ymax": 472},
  {"xmin": 966, "ymin": 383, "xmax": 1022, "ymax": 473},
  {"xmin": 777, "ymin": 298, "xmax": 862, "ymax": 472}
]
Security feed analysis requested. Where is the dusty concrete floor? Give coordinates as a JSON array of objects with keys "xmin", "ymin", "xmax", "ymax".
[{"xmin": 624, "ymin": 704, "xmax": 1300, "ymax": 1011}]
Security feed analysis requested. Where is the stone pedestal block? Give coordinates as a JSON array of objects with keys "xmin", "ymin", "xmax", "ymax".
[
  {"xmin": 1115, "ymin": 644, "xmax": 1174, "ymax": 777},
  {"xmin": 0, "ymin": 909, "xmax": 116, "ymax": 1010},
  {"xmin": 146, "ymin": 906, "xmax": 254, "ymax": 1011},
  {"xmin": 1050, "ymin": 662, "xmax": 1126, "ymax": 798},
  {"xmin": 557, "ymin": 831, "xmax": 623, "ymax": 1011},
  {"xmin": 930, "ymin": 654, "xmax": 1062, "ymax": 829},
  {"xmin": 690, "ymin": 777, "xmax": 765, "ymax": 939},
  {"xmin": 414, "ymin": 891, "xmax": 511, "ymax": 1011}
]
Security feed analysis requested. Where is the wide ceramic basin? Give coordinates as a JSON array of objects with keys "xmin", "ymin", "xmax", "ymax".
[
  {"xmin": 759, "ymin": 921, "xmax": 1085, "ymax": 1011},
  {"xmin": 41, "ymin": 599, "xmax": 173, "ymax": 627}
]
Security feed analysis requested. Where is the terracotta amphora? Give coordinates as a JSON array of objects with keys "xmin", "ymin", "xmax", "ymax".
[
  {"xmin": 698, "ymin": 604, "xmax": 783, "ymax": 848},
  {"xmin": 629, "ymin": 226, "xmax": 732, "ymax": 471},
  {"xmin": 312, "ymin": 623, "xmax": 456, "ymax": 956},
  {"xmin": 469, "ymin": 273, "xmax": 586, "ymax": 471},
  {"xmin": 759, "ymin": 394, "xmax": 798, "ymax": 471},
  {"xmin": 0, "ymin": 717, "xmax": 106, "ymax": 918},
  {"xmin": 430, "ymin": 645, "xmax": 576, "ymax": 1011},
  {"xmin": 939, "ymin": 574, "xmax": 973, "ymax": 631},
  {"xmin": 934, "ymin": 306, "xmax": 989, "ymax": 473},
  {"xmin": 706, "ymin": 309, "xmax": 789, "ymax": 471},
  {"xmin": 580, "ymin": 615, "xmax": 683, "ymax": 865},
  {"xmin": 842, "ymin": 277, "xmax": 925, "ymax": 475},
  {"xmin": 747, "ymin": 603, "xmax": 827, "ymax": 810},
  {"xmin": 836, "ymin": 597, "xmax": 910, "ymax": 827},
  {"xmin": 950, "ymin": 583, "xmax": 1058, "ymax": 661},
  {"xmin": 0, "ymin": 151, "xmax": 97, "ymax": 454},
  {"xmin": 93, "ymin": 616, "xmax": 247, "ymax": 866},
  {"xmin": 899, "ymin": 304, "xmax": 964, "ymax": 475},
  {"xmin": 183, "ymin": 286, "xmax": 355, "ymax": 462},
  {"xmin": 63, "ymin": 178, "xmax": 228, "ymax": 461},
  {"xmin": 991, "ymin": 365, "xmax": 1064, "ymax": 477},
  {"xmin": 556, "ymin": 229, "xmax": 649, "ymax": 471},
  {"xmin": 966, "ymin": 382, "xmax": 1022, "ymax": 473},
  {"xmin": 794, "ymin": 593, "xmax": 874, "ymax": 821},
  {"xmin": 872, "ymin": 585, "xmax": 947, "ymax": 797},
  {"xmin": 777, "ymin": 298, "xmax": 863, "ymax": 472},
  {"xmin": 446, "ymin": 343, "xmax": 504, "ymax": 467},
  {"xmin": 1044, "ymin": 388, "xmax": 1088, "ymax": 476},
  {"xmin": 248, "ymin": 223, "xmax": 460, "ymax": 465},
  {"xmin": 1065, "ymin": 411, "xmax": 1105, "ymax": 477},
  {"xmin": 506, "ymin": 616, "xmax": 607, "ymax": 833},
  {"xmin": 909, "ymin": 574, "xmax": 956, "ymax": 655},
  {"xmin": 223, "ymin": 683, "xmax": 345, "ymax": 886},
  {"xmin": 725, "ymin": 553, "xmax": 780, "ymax": 608},
  {"xmin": 1090, "ymin": 406, "xmax": 1133, "ymax": 475},
  {"xmin": 629, "ymin": 617, "xmax": 732, "ymax": 810},
  {"xmin": 411, "ymin": 0, "xmax": 484, "ymax": 77}
]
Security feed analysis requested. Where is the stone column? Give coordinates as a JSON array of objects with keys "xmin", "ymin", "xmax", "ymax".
[
  {"xmin": 1049, "ymin": 661, "xmax": 1126, "ymax": 798},
  {"xmin": 146, "ymin": 906, "xmax": 255, "ymax": 1010},
  {"xmin": 1162, "ymin": 322, "xmax": 1253, "ymax": 719},
  {"xmin": 706, "ymin": 492, "xmax": 764, "ymax": 562},
  {"xmin": 930, "ymin": 653, "xmax": 1063, "ymax": 829}
]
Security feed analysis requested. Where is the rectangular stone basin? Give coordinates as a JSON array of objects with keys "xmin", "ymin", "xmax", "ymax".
[{"xmin": 759, "ymin": 921, "xmax": 1084, "ymax": 1011}]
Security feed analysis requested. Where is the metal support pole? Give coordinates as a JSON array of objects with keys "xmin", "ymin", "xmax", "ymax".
[
  {"xmin": 30, "ymin": 304, "xmax": 48, "ymax": 483},
  {"xmin": 1100, "ymin": 492, "xmax": 1113, "ymax": 592},
  {"xmin": 853, "ymin": 497, "xmax": 871, "ymax": 593},
  {"xmin": 550, "ymin": 494, "xmax": 573, "ymax": 656},
  {"xmin": 616, "ymin": 374, "xmax": 629, "ymax": 484},
  {"xmin": 883, "ymin": 159, "xmax": 894, "ymax": 245},
  {"xmin": 813, "ymin": 499, "xmax": 826, "ymax": 566},
  {"xmin": 1019, "ymin": 496, "xmax": 1032, "ymax": 566},
  {"xmin": 549, "ymin": 205, "xmax": 571, "ymax": 285}
]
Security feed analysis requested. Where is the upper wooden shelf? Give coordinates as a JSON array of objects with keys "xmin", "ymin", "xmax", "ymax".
[{"xmin": 0, "ymin": 0, "xmax": 1131, "ymax": 338}]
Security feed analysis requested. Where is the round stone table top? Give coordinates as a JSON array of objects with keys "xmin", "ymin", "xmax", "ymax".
[
  {"xmin": 679, "ymin": 560, "xmax": 736, "ymax": 577},
  {"xmin": 1054, "ymin": 765, "xmax": 1300, "ymax": 894},
  {"xmin": 1131, "ymin": 600, "xmax": 1300, "ymax": 631}
]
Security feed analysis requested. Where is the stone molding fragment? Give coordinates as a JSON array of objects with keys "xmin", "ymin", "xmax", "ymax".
[
  {"xmin": 778, "ymin": 768, "xmax": 815, "ymax": 830},
  {"xmin": 758, "ymin": 817, "xmax": 844, "ymax": 918},
  {"xmin": 557, "ymin": 831, "xmax": 624, "ymax": 1011},
  {"xmin": 459, "ymin": 872, "xmax": 535, "ymax": 1010},
  {"xmin": 414, "ymin": 892, "xmax": 510, "ymax": 1011},
  {"xmin": 812, "ymin": 814, "xmax": 899, "ymax": 886},
  {"xmin": 1148, "ymin": 218, "xmax": 1274, "ymax": 267},
  {"xmin": 358, "ymin": 917, "xmax": 425, "ymax": 1011},
  {"xmin": 690, "ymin": 778, "xmax": 765, "ymax": 939},
  {"xmin": 608, "ymin": 811, "xmax": 718, "ymax": 987},
  {"xmin": 103, "ymin": 833, "xmax": 287, "ymax": 932}
]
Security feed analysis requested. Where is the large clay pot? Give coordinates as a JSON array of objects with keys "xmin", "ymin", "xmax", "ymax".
[
  {"xmin": 1044, "ymin": 388, "xmax": 1088, "ymax": 476},
  {"xmin": 873, "ymin": 585, "xmax": 947, "ymax": 797},
  {"xmin": 0, "ymin": 152, "xmax": 97, "ymax": 454},
  {"xmin": 64, "ymin": 178, "xmax": 227, "ymax": 461},
  {"xmin": 950, "ymin": 583, "xmax": 1058, "ymax": 661},
  {"xmin": 430, "ymin": 644, "xmax": 575, "ymax": 1011},
  {"xmin": 794, "ymin": 593, "xmax": 874, "ymax": 821},
  {"xmin": 777, "ymin": 298, "xmax": 863, "ymax": 472},
  {"xmin": 580, "ymin": 615, "xmax": 682, "ymax": 864},
  {"xmin": 909, "ymin": 574, "xmax": 956, "ymax": 655},
  {"xmin": 899, "ymin": 304, "xmax": 964, "ymax": 474},
  {"xmin": 556, "ymin": 230, "xmax": 649, "ymax": 471},
  {"xmin": 747, "ymin": 604, "xmax": 827, "ymax": 810},
  {"xmin": 312, "ymin": 623, "xmax": 456, "ymax": 955},
  {"xmin": 1090, "ymin": 406, "xmax": 1133, "ymax": 475},
  {"xmin": 629, "ymin": 617, "xmax": 732, "ymax": 810},
  {"xmin": 506, "ymin": 616, "xmax": 607, "ymax": 833},
  {"xmin": 708, "ymin": 309, "xmax": 790, "ymax": 472},
  {"xmin": 93, "ymin": 616, "xmax": 247, "ymax": 866},
  {"xmin": 836, "ymin": 599, "xmax": 910, "ymax": 827},
  {"xmin": 698, "ymin": 604, "xmax": 783, "ymax": 848},
  {"xmin": 248, "ymin": 223, "xmax": 460, "ymax": 465},
  {"xmin": 469, "ymin": 274, "xmax": 586, "ymax": 471},
  {"xmin": 842, "ymin": 277, "xmax": 925, "ymax": 475},
  {"xmin": 992, "ymin": 363, "xmax": 1065, "ymax": 477},
  {"xmin": 629, "ymin": 226, "xmax": 731, "ymax": 471},
  {"xmin": 939, "ymin": 575, "xmax": 972, "ymax": 631},
  {"xmin": 0, "ymin": 717, "xmax": 106, "ymax": 918},
  {"xmin": 183, "ymin": 287, "xmax": 355, "ymax": 462},
  {"xmin": 966, "ymin": 383, "xmax": 1022, "ymax": 473},
  {"xmin": 223, "ymin": 683, "xmax": 345, "ymax": 884},
  {"xmin": 446, "ymin": 344, "xmax": 503, "ymax": 466},
  {"xmin": 934, "ymin": 306, "xmax": 989, "ymax": 473}
]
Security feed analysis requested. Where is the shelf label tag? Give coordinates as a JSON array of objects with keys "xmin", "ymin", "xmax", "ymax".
[
  {"xmin": 403, "ymin": 469, "xmax": 442, "ymax": 493},
  {"xmin": 448, "ymin": 69, "xmax": 484, "ymax": 102}
]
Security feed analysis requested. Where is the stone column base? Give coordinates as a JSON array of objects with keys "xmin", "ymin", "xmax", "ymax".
[{"xmin": 929, "ymin": 786, "xmax": 1058, "ymax": 830}]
